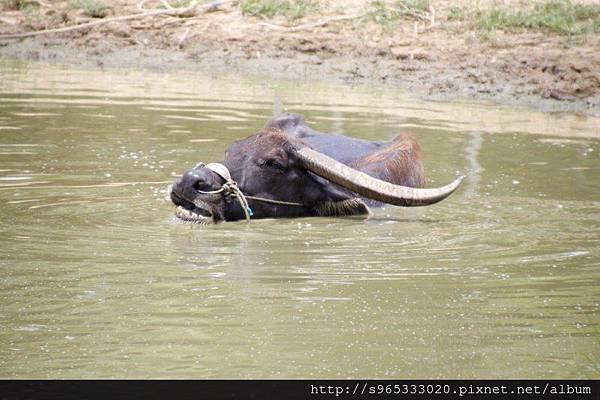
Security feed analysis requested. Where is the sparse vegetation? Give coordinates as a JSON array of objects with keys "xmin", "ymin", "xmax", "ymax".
[
  {"xmin": 0, "ymin": 0, "xmax": 599, "ymax": 116},
  {"xmin": 70, "ymin": 0, "xmax": 111, "ymax": 18},
  {"xmin": 369, "ymin": 0, "xmax": 400, "ymax": 30},
  {"xmin": 157, "ymin": 0, "xmax": 193, "ymax": 8},
  {"xmin": 399, "ymin": 0, "xmax": 429, "ymax": 13},
  {"xmin": 1, "ymin": 0, "xmax": 30, "ymax": 11},
  {"xmin": 239, "ymin": 0, "xmax": 319, "ymax": 22},
  {"xmin": 21, "ymin": 6, "xmax": 45, "ymax": 29},
  {"xmin": 447, "ymin": 6, "xmax": 465, "ymax": 21},
  {"xmin": 368, "ymin": 0, "xmax": 431, "ymax": 30},
  {"xmin": 475, "ymin": 0, "xmax": 600, "ymax": 36}
]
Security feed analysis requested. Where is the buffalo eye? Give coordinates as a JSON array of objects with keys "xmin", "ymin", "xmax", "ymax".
[
  {"xmin": 259, "ymin": 148, "xmax": 289, "ymax": 170},
  {"xmin": 257, "ymin": 158, "xmax": 286, "ymax": 170},
  {"xmin": 267, "ymin": 159, "xmax": 285, "ymax": 170}
]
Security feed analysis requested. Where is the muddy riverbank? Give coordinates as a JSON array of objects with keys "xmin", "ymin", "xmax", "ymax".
[{"xmin": 1, "ymin": 0, "xmax": 599, "ymax": 116}]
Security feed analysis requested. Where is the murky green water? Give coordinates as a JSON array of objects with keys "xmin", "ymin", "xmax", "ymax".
[{"xmin": 0, "ymin": 60, "xmax": 599, "ymax": 378}]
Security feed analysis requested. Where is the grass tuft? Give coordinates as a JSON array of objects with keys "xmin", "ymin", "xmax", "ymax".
[
  {"xmin": 369, "ymin": 0, "xmax": 399, "ymax": 30},
  {"xmin": 158, "ymin": 0, "xmax": 193, "ymax": 8},
  {"xmin": 399, "ymin": 0, "xmax": 429, "ymax": 13},
  {"xmin": 369, "ymin": 0, "xmax": 431, "ymax": 30},
  {"xmin": 70, "ymin": 0, "xmax": 111, "ymax": 19},
  {"xmin": 475, "ymin": 0, "xmax": 600, "ymax": 36},
  {"xmin": 1, "ymin": 0, "xmax": 30, "ymax": 11},
  {"xmin": 447, "ymin": 6, "xmax": 466, "ymax": 21},
  {"xmin": 239, "ymin": 0, "xmax": 319, "ymax": 22}
]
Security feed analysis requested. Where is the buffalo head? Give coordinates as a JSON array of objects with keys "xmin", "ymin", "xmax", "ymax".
[{"xmin": 170, "ymin": 116, "xmax": 463, "ymax": 224}]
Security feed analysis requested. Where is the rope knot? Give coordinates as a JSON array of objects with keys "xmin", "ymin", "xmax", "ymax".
[
  {"xmin": 220, "ymin": 179, "xmax": 253, "ymax": 222},
  {"xmin": 222, "ymin": 181, "xmax": 239, "ymax": 202}
]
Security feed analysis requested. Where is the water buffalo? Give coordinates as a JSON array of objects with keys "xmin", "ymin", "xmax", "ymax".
[{"xmin": 170, "ymin": 113, "xmax": 463, "ymax": 223}]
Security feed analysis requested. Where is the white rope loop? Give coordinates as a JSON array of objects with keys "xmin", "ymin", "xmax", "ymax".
[
  {"xmin": 193, "ymin": 163, "xmax": 252, "ymax": 222},
  {"xmin": 193, "ymin": 162, "xmax": 306, "ymax": 222}
]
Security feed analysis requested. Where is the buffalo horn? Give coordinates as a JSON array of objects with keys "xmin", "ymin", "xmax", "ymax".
[{"xmin": 295, "ymin": 147, "xmax": 463, "ymax": 207}]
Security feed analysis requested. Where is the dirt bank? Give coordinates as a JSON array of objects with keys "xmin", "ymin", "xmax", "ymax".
[{"xmin": 1, "ymin": 0, "xmax": 599, "ymax": 116}]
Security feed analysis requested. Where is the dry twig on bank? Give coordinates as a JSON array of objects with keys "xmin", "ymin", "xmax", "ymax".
[
  {"xmin": 177, "ymin": 27, "xmax": 190, "ymax": 47},
  {"xmin": 259, "ymin": 13, "xmax": 363, "ymax": 32},
  {"xmin": 0, "ymin": 0, "xmax": 231, "ymax": 40},
  {"xmin": 30, "ymin": 0, "xmax": 52, "ymax": 7},
  {"xmin": 0, "ymin": 17, "xmax": 18, "ymax": 25},
  {"xmin": 389, "ymin": 5, "xmax": 430, "ymax": 23}
]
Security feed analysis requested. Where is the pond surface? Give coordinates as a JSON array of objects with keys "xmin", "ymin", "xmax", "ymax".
[{"xmin": 0, "ymin": 60, "xmax": 599, "ymax": 378}]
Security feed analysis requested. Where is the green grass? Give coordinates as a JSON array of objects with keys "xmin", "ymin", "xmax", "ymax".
[
  {"xmin": 157, "ymin": 0, "xmax": 193, "ymax": 8},
  {"xmin": 447, "ymin": 6, "xmax": 466, "ymax": 21},
  {"xmin": 1, "ymin": 0, "xmax": 30, "ymax": 10},
  {"xmin": 399, "ymin": 0, "xmax": 429, "ymax": 13},
  {"xmin": 70, "ymin": 0, "xmax": 111, "ymax": 18},
  {"xmin": 475, "ymin": 0, "xmax": 600, "ymax": 36},
  {"xmin": 369, "ymin": 0, "xmax": 431, "ymax": 30},
  {"xmin": 369, "ymin": 0, "xmax": 399, "ymax": 29},
  {"xmin": 239, "ymin": 0, "xmax": 319, "ymax": 22}
]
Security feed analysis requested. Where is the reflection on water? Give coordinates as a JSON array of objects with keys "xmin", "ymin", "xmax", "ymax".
[{"xmin": 0, "ymin": 60, "xmax": 599, "ymax": 378}]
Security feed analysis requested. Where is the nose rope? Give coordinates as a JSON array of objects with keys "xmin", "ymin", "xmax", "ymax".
[{"xmin": 193, "ymin": 162, "xmax": 304, "ymax": 223}]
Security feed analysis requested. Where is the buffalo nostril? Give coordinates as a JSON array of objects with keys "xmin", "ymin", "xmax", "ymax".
[
  {"xmin": 181, "ymin": 170, "xmax": 216, "ymax": 192},
  {"xmin": 190, "ymin": 174, "xmax": 213, "ymax": 192},
  {"xmin": 193, "ymin": 180, "xmax": 205, "ymax": 191}
]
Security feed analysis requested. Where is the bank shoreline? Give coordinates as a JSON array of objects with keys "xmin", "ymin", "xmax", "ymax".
[{"xmin": 1, "ymin": 1, "xmax": 599, "ymax": 117}]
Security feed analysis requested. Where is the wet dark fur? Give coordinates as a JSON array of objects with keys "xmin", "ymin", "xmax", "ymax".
[
  {"xmin": 351, "ymin": 133, "xmax": 426, "ymax": 188},
  {"xmin": 170, "ymin": 114, "xmax": 426, "ymax": 222}
]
